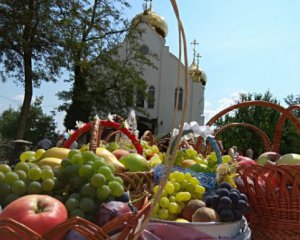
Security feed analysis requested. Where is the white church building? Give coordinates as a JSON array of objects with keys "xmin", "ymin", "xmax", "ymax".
[{"xmin": 118, "ymin": 4, "xmax": 207, "ymax": 136}]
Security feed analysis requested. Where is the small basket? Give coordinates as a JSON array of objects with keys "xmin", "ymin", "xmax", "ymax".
[{"xmin": 237, "ymin": 165, "xmax": 300, "ymax": 240}]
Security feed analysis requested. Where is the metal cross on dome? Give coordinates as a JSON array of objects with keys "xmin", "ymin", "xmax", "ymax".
[
  {"xmin": 191, "ymin": 39, "xmax": 199, "ymax": 61},
  {"xmin": 196, "ymin": 53, "xmax": 202, "ymax": 66},
  {"xmin": 143, "ymin": 0, "xmax": 152, "ymax": 11}
]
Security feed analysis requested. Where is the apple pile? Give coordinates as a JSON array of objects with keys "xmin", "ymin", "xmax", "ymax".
[{"xmin": 237, "ymin": 151, "xmax": 300, "ymax": 167}]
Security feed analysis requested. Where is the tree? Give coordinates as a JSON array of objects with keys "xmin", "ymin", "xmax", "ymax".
[
  {"xmin": 55, "ymin": 0, "xmax": 128, "ymax": 129},
  {"xmin": 284, "ymin": 94, "xmax": 300, "ymax": 117},
  {"xmin": 282, "ymin": 94, "xmax": 300, "ymax": 152},
  {"xmin": 58, "ymin": 0, "xmax": 152, "ymax": 129},
  {"xmin": 84, "ymin": 34, "xmax": 155, "ymax": 118},
  {"xmin": 0, "ymin": 108, "xmax": 19, "ymax": 141},
  {"xmin": 214, "ymin": 91, "xmax": 285, "ymax": 157},
  {"xmin": 0, "ymin": 97, "xmax": 57, "ymax": 145},
  {"xmin": 0, "ymin": 0, "xmax": 64, "ymax": 139}
]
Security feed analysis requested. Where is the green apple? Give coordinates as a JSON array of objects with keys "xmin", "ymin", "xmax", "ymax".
[{"xmin": 119, "ymin": 153, "xmax": 150, "ymax": 172}]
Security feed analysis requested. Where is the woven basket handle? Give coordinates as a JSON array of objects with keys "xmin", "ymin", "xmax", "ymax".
[
  {"xmin": 63, "ymin": 119, "xmax": 143, "ymax": 154},
  {"xmin": 273, "ymin": 104, "xmax": 300, "ymax": 152},
  {"xmin": 213, "ymin": 122, "xmax": 272, "ymax": 152},
  {"xmin": 141, "ymin": 130, "xmax": 154, "ymax": 146}
]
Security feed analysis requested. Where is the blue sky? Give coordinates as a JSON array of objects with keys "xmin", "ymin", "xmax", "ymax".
[{"xmin": 1, "ymin": 0, "xmax": 300, "ymax": 132}]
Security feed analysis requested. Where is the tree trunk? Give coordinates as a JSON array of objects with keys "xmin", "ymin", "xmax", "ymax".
[
  {"xmin": 64, "ymin": 64, "xmax": 92, "ymax": 130},
  {"xmin": 16, "ymin": 47, "xmax": 33, "ymax": 139}
]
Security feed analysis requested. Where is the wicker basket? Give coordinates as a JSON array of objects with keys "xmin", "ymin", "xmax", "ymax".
[
  {"xmin": 0, "ymin": 195, "xmax": 151, "ymax": 240},
  {"xmin": 65, "ymin": 117, "xmax": 154, "ymax": 199},
  {"xmin": 237, "ymin": 165, "xmax": 300, "ymax": 240}
]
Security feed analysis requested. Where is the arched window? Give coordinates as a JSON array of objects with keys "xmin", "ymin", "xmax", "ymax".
[
  {"xmin": 174, "ymin": 87, "xmax": 183, "ymax": 110},
  {"xmin": 148, "ymin": 86, "xmax": 155, "ymax": 108}
]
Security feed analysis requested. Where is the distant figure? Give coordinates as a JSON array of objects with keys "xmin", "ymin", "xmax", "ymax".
[
  {"xmin": 57, "ymin": 131, "xmax": 78, "ymax": 149},
  {"xmin": 228, "ymin": 145, "xmax": 239, "ymax": 161},
  {"xmin": 70, "ymin": 140, "xmax": 78, "ymax": 150},
  {"xmin": 246, "ymin": 148, "xmax": 254, "ymax": 159},
  {"xmin": 56, "ymin": 135, "xmax": 65, "ymax": 147},
  {"xmin": 37, "ymin": 136, "xmax": 52, "ymax": 150}
]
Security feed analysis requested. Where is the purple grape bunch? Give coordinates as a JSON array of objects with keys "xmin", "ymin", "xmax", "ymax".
[{"xmin": 205, "ymin": 182, "xmax": 249, "ymax": 222}]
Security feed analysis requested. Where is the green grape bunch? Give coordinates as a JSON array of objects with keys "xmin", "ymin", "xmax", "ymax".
[{"xmin": 151, "ymin": 171, "xmax": 206, "ymax": 221}]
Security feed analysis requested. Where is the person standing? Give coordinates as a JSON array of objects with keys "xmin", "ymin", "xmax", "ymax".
[{"xmin": 37, "ymin": 135, "xmax": 52, "ymax": 150}]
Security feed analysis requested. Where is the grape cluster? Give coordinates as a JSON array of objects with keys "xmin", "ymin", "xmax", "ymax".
[
  {"xmin": 55, "ymin": 150, "xmax": 125, "ymax": 220},
  {"xmin": 141, "ymin": 140, "xmax": 160, "ymax": 159},
  {"xmin": 205, "ymin": 182, "xmax": 249, "ymax": 222},
  {"xmin": 0, "ymin": 150, "xmax": 126, "ymax": 222},
  {"xmin": 151, "ymin": 170, "xmax": 206, "ymax": 221},
  {"xmin": 0, "ymin": 162, "xmax": 56, "ymax": 207},
  {"xmin": 175, "ymin": 148, "xmax": 207, "ymax": 167}
]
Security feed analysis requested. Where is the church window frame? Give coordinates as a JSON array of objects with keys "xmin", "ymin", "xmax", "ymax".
[
  {"xmin": 136, "ymin": 88, "xmax": 145, "ymax": 108},
  {"xmin": 148, "ymin": 85, "xmax": 155, "ymax": 108},
  {"xmin": 174, "ymin": 87, "xmax": 183, "ymax": 110}
]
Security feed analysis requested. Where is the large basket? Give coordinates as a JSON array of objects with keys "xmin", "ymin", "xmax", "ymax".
[
  {"xmin": 0, "ymin": 195, "xmax": 151, "ymax": 240},
  {"xmin": 65, "ymin": 117, "xmax": 154, "ymax": 200},
  {"xmin": 237, "ymin": 165, "xmax": 300, "ymax": 240}
]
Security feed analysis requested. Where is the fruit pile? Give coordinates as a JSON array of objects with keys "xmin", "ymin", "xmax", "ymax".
[
  {"xmin": 150, "ymin": 168, "xmax": 249, "ymax": 223},
  {"xmin": 0, "ymin": 133, "xmax": 249, "ymax": 239},
  {"xmin": 0, "ymin": 149, "xmax": 127, "ymax": 221},
  {"xmin": 0, "ymin": 145, "xmax": 153, "ymax": 239}
]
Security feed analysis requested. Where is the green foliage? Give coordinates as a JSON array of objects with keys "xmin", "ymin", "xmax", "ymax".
[
  {"xmin": 1, "ymin": 0, "xmax": 155, "ymax": 133},
  {"xmin": 55, "ymin": 0, "xmax": 149, "ymax": 129},
  {"xmin": 284, "ymin": 94, "xmax": 300, "ymax": 117},
  {"xmin": 0, "ymin": 108, "xmax": 19, "ymax": 141},
  {"xmin": 214, "ymin": 91, "xmax": 300, "ymax": 157},
  {"xmin": 282, "ymin": 94, "xmax": 300, "ymax": 153},
  {"xmin": 0, "ymin": 0, "xmax": 65, "ymax": 138},
  {"xmin": 0, "ymin": 97, "xmax": 57, "ymax": 145}
]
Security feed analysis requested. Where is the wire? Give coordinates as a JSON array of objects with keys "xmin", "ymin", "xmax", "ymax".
[{"xmin": 0, "ymin": 94, "xmax": 20, "ymax": 104}]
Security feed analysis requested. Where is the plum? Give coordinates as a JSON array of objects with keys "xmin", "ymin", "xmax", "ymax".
[{"xmin": 96, "ymin": 201, "xmax": 132, "ymax": 227}]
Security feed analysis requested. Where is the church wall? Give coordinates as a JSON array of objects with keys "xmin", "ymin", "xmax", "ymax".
[{"xmin": 117, "ymin": 19, "xmax": 206, "ymax": 135}]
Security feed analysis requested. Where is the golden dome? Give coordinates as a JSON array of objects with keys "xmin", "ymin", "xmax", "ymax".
[
  {"xmin": 189, "ymin": 60, "xmax": 207, "ymax": 85},
  {"xmin": 188, "ymin": 60, "xmax": 198, "ymax": 76},
  {"xmin": 132, "ymin": 9, "xmax": 168, "ymax": 38}
]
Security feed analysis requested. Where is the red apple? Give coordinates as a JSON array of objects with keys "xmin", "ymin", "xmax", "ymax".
[
  {"xmin": 236, "ymin": 156, "xmax": 253, "ymax": 162},
  {"xmin": 112, "ymin": 149, "xmax": 130, "ymax": 160},
  {"xmin": 0, "ymin": 194, "xmax": 68, "ymax": 240},
  {"xmin": 237, "ymin": 156, "xmax": 257, "ymax": 167}
]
